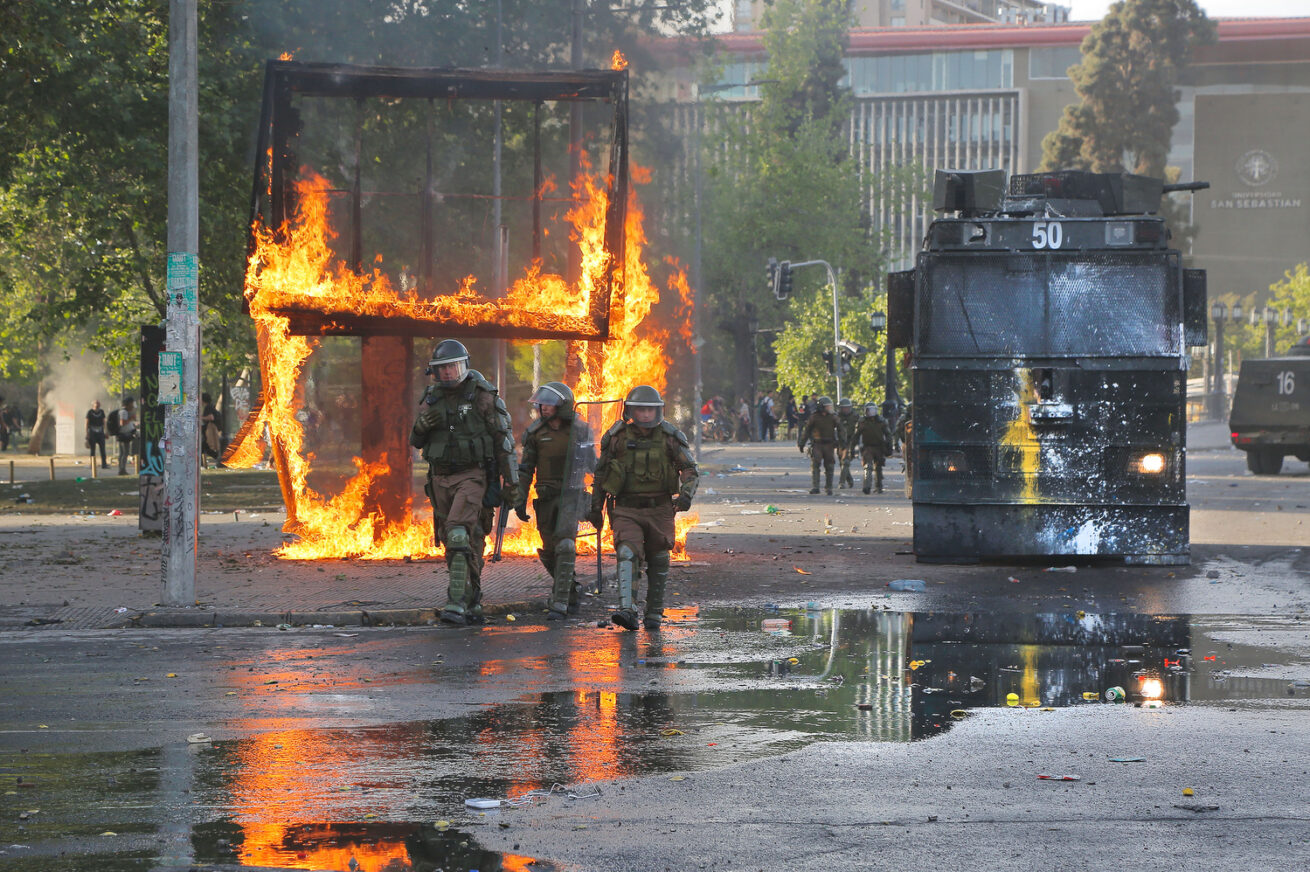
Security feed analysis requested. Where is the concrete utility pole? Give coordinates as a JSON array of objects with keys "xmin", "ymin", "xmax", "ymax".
[{"xmin": 163, "ymin": 0, "xmax": 200, "ymax": 605}]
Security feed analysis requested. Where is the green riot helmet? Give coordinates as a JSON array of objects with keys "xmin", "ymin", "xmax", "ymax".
[
  {"xmin": 817, "ymin": 396, "xmax": 834, "ymax": 413},
  {"xmin": 427, "ymin": 339, "xmax": 470, "ymax": 388},
  {"xmin": 623, "ymin": 384, "xmax": 664, "ymax": 427},
  {"xmin": 864, "ymin": 403, "xmax": 880, "ymax": 418},
  {"xmin": 532, "ymin": 381, "xmax": 575, "ymax": 422},
  {"xmin": 838, "ymin": 398, "xmax": 853, "ymax": 413}
]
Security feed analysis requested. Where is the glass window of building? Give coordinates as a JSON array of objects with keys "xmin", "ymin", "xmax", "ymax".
[{"xmin": 1028, "ymin": 46, "xmax": 1083, "ymax": 80}]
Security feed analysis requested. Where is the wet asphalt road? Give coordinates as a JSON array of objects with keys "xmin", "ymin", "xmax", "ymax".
[{"xmin": 1, "ymin": 442, "xmax": 1307, "ymax": 871}]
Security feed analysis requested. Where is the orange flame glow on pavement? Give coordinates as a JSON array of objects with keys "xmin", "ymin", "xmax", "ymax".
[{"xmin": 230, "ymin": 150, "xmax": 697, "ymax": 561}]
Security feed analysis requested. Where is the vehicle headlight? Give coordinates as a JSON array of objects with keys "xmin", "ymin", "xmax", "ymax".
[
  {"xmin": 929, "ymin": 450, "xmax": 968, "ymax": 474},
  {"xmin": 1139, "ymin": 677, "xmax": 1164, "ymax": 699},
  {"xmin": 1130, "ymin": 452, "xmax": 1167, "ymax": 474}
]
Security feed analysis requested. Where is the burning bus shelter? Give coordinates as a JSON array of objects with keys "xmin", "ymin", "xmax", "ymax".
[{"xmin": 223, "ymin": 60, "xmax": 636, "ymax": 559}]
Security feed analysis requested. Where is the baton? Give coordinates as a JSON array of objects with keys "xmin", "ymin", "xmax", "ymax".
[{"xmin": 491, "ymin": 502, "xmax": 509, "ymax": 562}]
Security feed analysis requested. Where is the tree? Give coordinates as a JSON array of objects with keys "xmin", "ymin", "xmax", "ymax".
[
  {"xmin": 699, "ymin": 0, "xmax": 912, "ymax": 409},
  {"xmin": 1039, "ymin": 0, "xmax": 1215, "ymax": 177}
]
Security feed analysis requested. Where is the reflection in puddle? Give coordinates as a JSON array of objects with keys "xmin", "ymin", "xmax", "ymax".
[{"xmin": 10, "ymin": 608, "xmax": 1306, "ymax": 870}]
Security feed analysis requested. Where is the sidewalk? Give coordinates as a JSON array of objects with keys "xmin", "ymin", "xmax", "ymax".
[{"xmin": 0, "ymin": 509, "xmax": 554, "ymax": 631}]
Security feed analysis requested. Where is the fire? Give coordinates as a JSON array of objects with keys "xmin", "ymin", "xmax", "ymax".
[
  {"xmin": 611, "ymin": 50, "xmax": 628, "ymax": 71},
  {"xmin": 228, "ymin": 127, "xmax": 698, "ymax": 562}
]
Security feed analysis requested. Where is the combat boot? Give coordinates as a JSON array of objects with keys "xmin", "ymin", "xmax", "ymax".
[
  {"xmin": 643, "ymin": 551, "xmax": 670, "ymax": 631},
  {"xmin": 825, "ymin": 471, "xmax": 834, "ymax": 496},
  {"xmin": 611, "ymin": 543, "xmax": 640, "ymax": 631},
  {"xmin": 810, "ymin": 466, "xmax": 821, "ymax": 495}
]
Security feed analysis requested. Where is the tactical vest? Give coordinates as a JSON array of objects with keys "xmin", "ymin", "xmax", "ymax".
[
  {"xmin": 600, "ymin": 422, "xmax": 679, "ymax": 496},
  {"xmin": 838, "ymin": 412, "xmax": 858, "ymax": 445},
  {"xmin": 421, "ymin": 380, "xmax": 497, "ymax": 472},
  {"xmin": 528, "ymin": 420, "xmax": 571, "ymax": 488},
  {"xmin": 858, "ymin": 417, "xmax": 890, "ymax": 451},
  {"xmin": 807, "ymin": 412, "xmax": 838, "ymax": 443}
]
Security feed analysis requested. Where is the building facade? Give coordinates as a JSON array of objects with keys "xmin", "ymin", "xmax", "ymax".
[{"xmin": 658, "ymin": 17, "xmax": 1310, "ymax": 297}]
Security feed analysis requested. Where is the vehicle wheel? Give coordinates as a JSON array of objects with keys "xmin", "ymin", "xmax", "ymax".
[
  {"xmin": 1263, "ymin": 448, "xmax": 1283, "ymax": 475},
  {"xmin": 1246, "ymin": 450, "xmax": 1264, "ymax": 474}
]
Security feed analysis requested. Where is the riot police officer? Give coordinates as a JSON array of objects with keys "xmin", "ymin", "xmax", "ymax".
[
  {"xmin": 798, "ymin": 396, "xmax": 841, "ymax": 495},
  {"xmin": 854, "ymin": 403, "xmax": 893, "ymax": 494},
  {"xmin": 588, "ymin": 386, "xmax": 698, "ymax": 631},
  {"xmin": 410, "ymin": 340, "xmax": 518, "ymax": 626},
  {"xmin": 835, "ymin": 398, "xmax": 859, "ymax": 488},
  {"xmin": 516, "ymin": 382, "xmax": 594, "ymax": 620}
]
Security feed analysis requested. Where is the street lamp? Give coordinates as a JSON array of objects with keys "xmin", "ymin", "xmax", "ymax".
[
  {"xmin": 868, "ymin": 309, "xmax": 898, "ymax": 414},
  {"xmin": 1263, "ymin": 306, "xmax": 1278, "ymax": 357},
  {"xmin": 1210, "ymin": 300, "xmax": 1228, "ymax": 420}
]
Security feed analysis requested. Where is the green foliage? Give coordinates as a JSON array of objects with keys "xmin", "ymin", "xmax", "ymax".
[
  {"xmin": 1039, "ymin": 0, "xmax": 1215, "ymax": 177},
  {"xmin": 0, "ymin": 0, "xmax": 723, "ymax": 396},
  {"xmin": 773, "ymin": 289, "xmax": 898, "ymax": 404}
]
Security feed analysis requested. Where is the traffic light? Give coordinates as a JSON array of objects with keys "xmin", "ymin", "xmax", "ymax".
[
  {"xmin": 821, "ymin": 349, "xmax": 834, "ymax": 375},
  {"xmin": 839, "ymin": 348, "xmax": 853, "ymax": 374},
  {"xmin": 766, "ymin": 257, "xmax": 779, "ymax": 297},
  {"xmin": 776, "ymin": 261, "xmax": 793, "ymax": 300}
]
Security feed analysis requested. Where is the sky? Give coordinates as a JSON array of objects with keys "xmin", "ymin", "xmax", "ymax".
[{"xmin": 1067, "ymin": 0, "xmax": 1306, "ymax": 21}]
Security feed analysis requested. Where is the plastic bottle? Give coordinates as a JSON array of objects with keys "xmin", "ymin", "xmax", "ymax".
[{"xmin": 888, "ymin": 579, "xmax": 927, "ymax": 592}]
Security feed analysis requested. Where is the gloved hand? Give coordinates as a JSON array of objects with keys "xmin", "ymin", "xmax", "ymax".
[
  {"xmin": 418, "ymin": 406, "xmax": 442, "ymax": 430},
  {"xmin": 673, "ymin": 495, "xmax": 692, "ymax": 513},
  {"xmin": 586, "ymin": 507, "xmax": 604, "ymax": 530},
  {"xmin": 515, "ymin": 502, "xmax": 530, "ymax": 522},
  {"xmin": 798, "ymin": 445, "xmax": 806, "ymax": 454}
]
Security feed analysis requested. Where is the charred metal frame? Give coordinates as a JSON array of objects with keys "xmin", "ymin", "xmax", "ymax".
[
  {"xmin": 238, "ymin": 61, "xmax": 629, "ymax": 537},
  {"xmin": 247, "ymin": 60, "xmax": 630, "ymax": 340}
]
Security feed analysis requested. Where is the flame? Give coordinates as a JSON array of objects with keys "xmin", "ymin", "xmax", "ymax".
[
  {"xmin": 278, "ymin": 51, "xmax": 293, "ymax": 61},
  {"xmin": 230, "ymin": 107, "xmax": 697, "ymax": 562},
  {"xmin": 611, "ymin": 50, "xmax": 628, "ymax": 71}
]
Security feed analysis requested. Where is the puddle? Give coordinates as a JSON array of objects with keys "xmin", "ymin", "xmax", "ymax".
[{"xmin": 5, "ymin": 608, "xmax": 1305, "ymax": 870}]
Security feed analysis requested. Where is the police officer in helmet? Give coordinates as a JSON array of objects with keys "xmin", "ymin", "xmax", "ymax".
[
  {"xmin": 516, "ymin": 381, "xmax": 594, "ymax": 620},
  {"xmin": 589, "ymin": 385, "xmax": 698, "ymax": 631},
  {"xmin": 835, "ymin": 397, "xmax": 859, "ymax": 489},
  {"xmin": 854, "ymin": 402, "xmax": 893, "ymax": 494},
  {"xmin": 798, "ymin": 395, "xmax": 842, "ymax": 495},
  {"xmin": 411, "ymin": 339, "xmax": 518, "ymax": 626}
]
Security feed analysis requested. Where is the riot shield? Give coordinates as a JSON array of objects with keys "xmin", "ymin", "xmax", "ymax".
[{"xmin": 554, "ymin": 414, "xmax": 598, "ymax": 544}]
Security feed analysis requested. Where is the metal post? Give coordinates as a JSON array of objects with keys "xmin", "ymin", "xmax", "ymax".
[
  {"xmin": 1213, "ymin": 318, "xmax": 1225, "ymax": 420},
  {"xmin": 691, "ymin": 102, "xmax": 703, "ymax": 460},
  {"xmin": 163, "ymin": 0, "xmax": 199, "ymax": 607},
  {"xmin": 828, "ymin": 263, "xmax": 841, "ymax": 404}
]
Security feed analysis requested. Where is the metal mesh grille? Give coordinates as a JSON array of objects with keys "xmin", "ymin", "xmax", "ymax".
[{"xmin": 920, "ymin": 252, "xmax": 1179, "ymax": 357}]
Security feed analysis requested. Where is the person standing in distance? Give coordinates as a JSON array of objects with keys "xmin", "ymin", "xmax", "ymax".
[
  {"xmin": 411, "ymin": 340, "xmax": 518, "ymax": 626},
  {"xmin": 834, "ymin": 398, "xmax": 859, "ymax": 489},
  {"xmin": 116, "ymin": 398, "xmax": 138, "ymax": 476},
  {"xmin": 86, "ymin": 400, "xmax": 108, "ymax": 468},
  {"xmin": 515, "ymin": 382, "xmax": 594, "ymax": 620},
  {"xmin": 854, "ymin": 403, "xmax": 893, "ymax": 494},
  {"xmin": 798, "ymin": 396, "xmax": 841, "ymax": 495},
  {"xmin": 588, "ymin": 386, "xmax": 698, "ymax": 631}
]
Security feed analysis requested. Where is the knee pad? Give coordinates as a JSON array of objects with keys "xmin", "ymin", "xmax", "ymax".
[
  {"xmin": 616, "ymin": 542, "xmax": 636, "ymax": 565},
  {"xmin": 446, "ymin": 525, "xmax": 470, "ymax": 553}
]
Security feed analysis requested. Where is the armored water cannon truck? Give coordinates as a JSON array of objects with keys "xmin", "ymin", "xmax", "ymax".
[{"xmin": 887, "ymin": 169, "xmax": 1209, "ymax": 565}]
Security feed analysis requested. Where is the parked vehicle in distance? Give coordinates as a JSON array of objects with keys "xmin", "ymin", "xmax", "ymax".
[{"xmin": 1229, "ymin": 336, "xmax": 1310, "ymax": 475}]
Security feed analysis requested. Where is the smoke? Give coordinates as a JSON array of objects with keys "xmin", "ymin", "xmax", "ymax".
[{"xmin": 42, "ymin": 353, "xmax": 110, "ymax": 417}]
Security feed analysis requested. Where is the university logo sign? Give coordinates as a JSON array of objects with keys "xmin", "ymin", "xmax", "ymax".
[{"xmin": 1236, "ymin": 149, "xmax": 1278, "ymax": 187}]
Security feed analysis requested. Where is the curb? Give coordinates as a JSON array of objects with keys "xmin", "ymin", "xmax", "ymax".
[{"xmin": 114, "ymin": 599, "xmax": 544, "ymax": 629}]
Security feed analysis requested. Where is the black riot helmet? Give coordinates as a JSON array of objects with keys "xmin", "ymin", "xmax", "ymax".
[
  {"xmin": 623, "ymin": 385, "xmax": 664, "ymax": 426},
  {"xmin": 532, "ymin": 381, "xmax": 575, "ymax": 422},
  {"xmin": 427, "ymin": 339, "xmax": 470, "ymax": 388}
]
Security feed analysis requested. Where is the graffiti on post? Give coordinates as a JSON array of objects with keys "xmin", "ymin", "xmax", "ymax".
[{"xmin": 140, "ymin": 325, "xmax": 165, "ymax": 533}]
